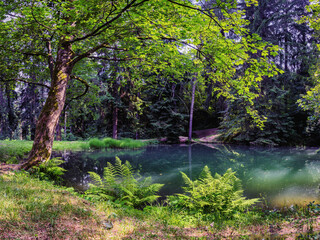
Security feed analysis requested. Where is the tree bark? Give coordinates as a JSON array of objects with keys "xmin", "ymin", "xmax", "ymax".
[
  {"xmin": 112, "ymin": 72, "xmax": 119, "ymax": 139},
  {"xmin": 22, "ymin": 42, "xmax": 73, "ymax": 170},
  {"xmin": 112, "ymin": 106, "xmax": 118, "ymax": 139},
  {"xmin": 64, "ymin": 109, "xmax": 68, "ymax": 140},
  {"xmin": 188, "ymin": 77, "xmax": 196, "ymax": 142},
  {"xmin": 55, "ymin": 121, "xmax": 62, "ymax": 141},
  {"xmin": 5, "ymin": 83, "xmax": 16, "ymax": 139},
  {"xmin": 204, "ymin": 80, "xmax": 213, "ymax": 111}
]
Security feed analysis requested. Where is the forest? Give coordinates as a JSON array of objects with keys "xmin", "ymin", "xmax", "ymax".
[
  {"xmin": 1, "ymin": 0, "xmax": 320, "ymax": 151},
  {"xmin": 1, "ymin": 0, "xmax": 320, "ymax": 239}
]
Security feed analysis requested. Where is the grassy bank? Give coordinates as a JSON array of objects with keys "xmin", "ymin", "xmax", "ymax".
[
  {"xmin": 0, "ymin": 172, "xmax": 106, "ymax": 239},
  {"xmin": 0, "ymin": 138, "xmax": 149, "ymax": 164},
  {"xmin": 0, "ymin": 140, "xmax": 90, "ymax": 164},
  {"xmin": 1, "ymin": 141, "xmax": 320, "ymax": 239},
  {"xmin": 89, "ymin": 137, "xmax": 147, "ymax": 149},
  {"xmin": 1, "ymin": 172, "xmax": 320, "ymax": 239}
]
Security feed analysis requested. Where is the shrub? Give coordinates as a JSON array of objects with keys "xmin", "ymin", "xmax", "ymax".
[
  {"xmin": 168, "ymin": 166, "xmax": 259, "ymax": 220},
  {"xmin": 86, "ymin": 157, "xmax": 163, "ymax": 208},
  {"xmin": 89, "ymin": 138, "xmax": 105, "ymax": 149},
  {"xmin": 103, "ymin": 138, "xmax": 122, "ymax": 148},
  {"xmin": 103, "ymin": 138, "xmax": 146, "ymax": 149},
  {"xmin": 120, "ymin": 138, "xmax": 147, "ymax": 148}
]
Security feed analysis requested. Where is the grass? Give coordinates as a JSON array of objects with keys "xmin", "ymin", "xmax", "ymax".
[
  {"xmin": 88, "ymin": 137, "xmax": 148, "ymax": 149},
  {"xmin": 0, "ymin": 138, "xmax": 147, "ymax": 164},
  {"xmin": 0, "ymin": 140, "xmax": 90, "ymax": 164},
  {"xmin": 0, "ymin": 172, "xmax": 107, "ymax": 239},
  {"xmin": 52, "ymin": 141, "xmax": 90, "ymax": 152},
  {"xmin": 89, "ymin": 138, "xmax": 106, "ymax": 149},
  {"xmin": 1, "ymin": 140, "xmax": 320, "ymax": 238},
  {"xmin": 104, "ymin": 138, "xmax": 147, "ymax": 149},
  {"xmin": 0, "ymin": 140, "xmax": 33, "ymax": 164},
  {"xmin": 1, "ymin": 171, "xmax": 320, "ymax": 239}
]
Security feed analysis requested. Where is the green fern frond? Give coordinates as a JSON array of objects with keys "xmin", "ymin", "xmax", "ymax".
[
  {"xmin": 199, "ymin": 165, "xmax": 213, "ymax": 181},
  {"xmin": 88, "ymin": 171, "xmax": 103, "ymax": 188},
  {"xmin": 87, "ymin": 157, "xmax": 163, "ymax": 209},
  {"xmin": 103, "ymin": 167, "xmax": 116, "ymax": 186},
  {"xmin": 180, "ymin": 172, "xmax": 193, "ymax": 189},
  {"xmin": 114, "ymin": 157, "xmax": 124, "ymax": 177},
  {"xmin": 106, "ymin": 162, "xmax": 116, "ymax": 177},
  {"xmin": 169, "ymin": 166, "xmax": 259, "ymax": 220}
]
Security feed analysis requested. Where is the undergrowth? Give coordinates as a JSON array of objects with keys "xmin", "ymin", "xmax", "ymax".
[
  {"xmin": 86, "ymin": 157, "xmax": 163, "ymax": 208},
  {"xmin": 1, "ymin": 164, "xmax": 320, "ymax": 239},
  {"xmin": 0, "ymin": 140, "xmax": 33, "ymax": 164},
  {"xmin": 29, "ymin": 157, "xmax": 66, "ymax": 184},
  {"xmin": 1, "ymin": 150, "xmax": 320, "ymax": 239},
  {"xmin": 168, "ymin": 166, "xmax": 259, "ymax": 222},
  {"xmin": 0, "ymin": 172, "xmax": 106, "ymax": 239}
]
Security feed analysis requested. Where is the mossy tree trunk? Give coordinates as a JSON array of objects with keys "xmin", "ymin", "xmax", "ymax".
[{"xmin": 22, "ymin": 42, "xmax": 73, "ymax": 170}]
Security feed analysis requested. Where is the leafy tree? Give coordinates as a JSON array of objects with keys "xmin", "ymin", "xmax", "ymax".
[
  {"xmin": 298, "ymin": 1, "xmax": 320, "ymax": 123},
  {"xmin": 0, "ymin": 0, "xmax": 280, "ymax": 169},
  {"xmin": 221, "ymin": 0, "xmax": 318, "ymax": 145}
]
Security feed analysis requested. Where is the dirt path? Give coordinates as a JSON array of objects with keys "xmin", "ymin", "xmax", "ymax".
[{"xmin": 179, "ymin": 128, "xmax": 221, "ymax": 143}]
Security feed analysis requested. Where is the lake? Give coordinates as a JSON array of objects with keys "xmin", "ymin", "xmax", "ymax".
[{"xmin": 59, "ymin": 144, "xmax": 320, "ymax": 207}]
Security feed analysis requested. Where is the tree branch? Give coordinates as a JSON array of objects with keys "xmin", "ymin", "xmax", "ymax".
[
  {"xmin": 63, "ymin": 75, "xmax": 90, "ymax": 112},
  {"xmin": 67, "ymin": 0, "xmax": 148, "ymax": 44},
  {"xmin": 69, "ymin": 75, "xmax": 90, "ymax": 101},
  {"xmin": 31, "ymin": 3, "xmax": 55, "ymax": 31},
  {"xmin": 71, "ymin": 42, "xmax": 108, "ymax": 64},
  {"xmin": 46, "ymin": 41, "xmax": 55, "ymax": 79},
  {"xmin": 167, "ymin": 0, "xmax": 226, "ymax": 33},
  {"xmin": 88, "ymin": 56, "xmax": 140, "ymax": 61},
  {"xmin": 0, "ymin": 78, "xmax": 50, "ymax": 89},
  {"xmin": 0, "ymin": 47, "xmax": 47, "ymax": 57}
]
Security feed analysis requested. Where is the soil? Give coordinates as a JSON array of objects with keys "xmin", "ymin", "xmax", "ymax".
[
  {"xmin": 179, "ymin": 128, "xmax": 221, "ymax": 143},
  {"xmin": 0, "ymin": 163, "xmax": 21, "ymax": 175}
]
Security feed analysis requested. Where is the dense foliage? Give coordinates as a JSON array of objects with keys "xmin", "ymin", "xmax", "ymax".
[
  {"xmin": 0, "ymin": 0, "xmax": 283, "ymax": 155},
  {"xmin": 86, "ymin": 157, "xmax": 163, "ymax": 208},
  {"xmin": 0, "ymin": 0, "xmax": 319, "ymax": 169},
  {"xmin": 30, "ymin": 157, "xmax": 66, "ymax": 183},
  {"xmin": 169, "ymin": 166, "xmax": 259, "ymax": 220}
]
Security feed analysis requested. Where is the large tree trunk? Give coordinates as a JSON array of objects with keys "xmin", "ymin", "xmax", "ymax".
[{"xmin": 22, "ymin": 43, "xmax": 73, "ymax": 170}]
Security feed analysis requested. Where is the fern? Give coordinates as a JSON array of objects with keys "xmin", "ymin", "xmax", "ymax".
[
  {"xmin": 86, "ymin": 157, "xmax": 164, "ymax": 209},
  {"xmin": 169, "ymin": 166, "xmax": 259, "ymax": 220},
  {"xmin": 88, "ymin": 171, "xmax": 104, "ymax": 188},
  {"xmin": 30, "ymin": 157, "xmax": 66, "ymax": 183}
]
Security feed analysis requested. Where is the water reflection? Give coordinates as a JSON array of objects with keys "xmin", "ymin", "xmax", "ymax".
[{"xmin": 58, "ymin": 144, "xmax": 320, "ymax": 206}]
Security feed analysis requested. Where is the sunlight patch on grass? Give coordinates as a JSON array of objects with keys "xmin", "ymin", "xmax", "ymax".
[
  {"xmin": 0, "ymin": 172, "xmax": 106, "ymax": 239},
  {"xmin": 52, "ymin": 141, "xmax": 90, "ymax": 152}
]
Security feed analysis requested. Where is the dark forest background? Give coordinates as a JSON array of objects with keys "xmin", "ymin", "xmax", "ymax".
[{"xmin": 1, "ymin": 0, "xmax": 319, "ymax": 147}]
